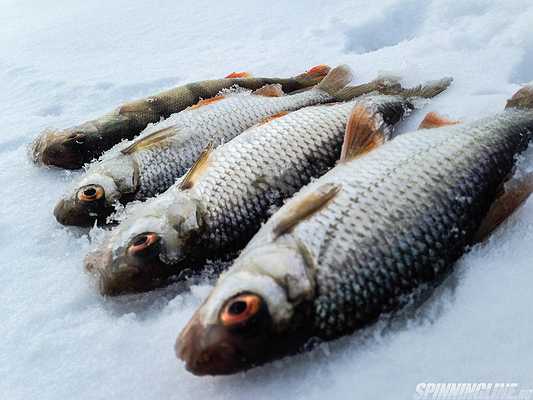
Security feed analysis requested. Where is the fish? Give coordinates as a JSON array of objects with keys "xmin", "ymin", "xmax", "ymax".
[
  {"xmin": 83, "ymin": 77, "xmax": 452, "ymax": 295},
  {"xmin": 54, "ymin": 65, "xmax": 355, "ymax": 227},
  {"xmin": 175, "ymin": 85, "xmax": 533, "ymax": 375},
  {"xmin": 30, "ymin": 65, "xmax": 332, "ymax": 170}
]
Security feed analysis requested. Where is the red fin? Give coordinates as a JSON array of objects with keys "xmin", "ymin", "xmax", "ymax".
[
  {"xmin": 253, "ymin": 84, "xmax": 284, "ymax": 97},
  {"xmin": 259, "ymin": 111, "xmax": 289, "ymax": 125},
  {"xmin": 339, "ymin": 105, "xmax": 384, "ymax": 162},
  {"xmin": 307, "ymin": 64, "xmax": 331, "ymax": 77},
  {"xmin": 418, "ymin": 112, "xmax": 460, "ymax": 129},
  {"xmin": 225, "ymin": 72, "xmax": 251, "ymax": 78},
  {"xmin": 190, "ymin": 95, "xmax": 225, "ymax": 110}
]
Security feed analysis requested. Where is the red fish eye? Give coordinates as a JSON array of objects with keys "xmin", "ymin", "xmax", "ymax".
[
  {"xmin": 77, "ymin": 185, "xmax": 104, "ymax": 202},
  {"xmin": 220, "ymin": 294, "xmax": 262, "ymax": 326},
  {"xmin": 128, "ymin": 232, "xmax": 159, "ymax": 257}
]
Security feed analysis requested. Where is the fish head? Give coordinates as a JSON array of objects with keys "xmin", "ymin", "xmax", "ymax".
[
  {"xmin": 84, "ymin": 191, "xmax": 203, "ymax": 295},
  {"xmin": 176, "ymin": 240, "xmax": 315, "ymax": 375},
  {"xmin": 31, "ymin": 130, "xmax": 96, "ymax": 169},
  {"xmin": 54, "ymin": 157, "xmax": 137, "ymax": 227}
]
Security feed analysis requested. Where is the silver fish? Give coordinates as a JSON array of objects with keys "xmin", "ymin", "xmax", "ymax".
[
  {"xmin": 54, "ymin": 65, "xmax": 354, "ymax": 227},
  {"xmin": 176, "ymin": 85, "xmax": 533, "ymax": 375},
  {"xmin": 84, "ymin": 78, "xmax": 452, "ymax": 295}
]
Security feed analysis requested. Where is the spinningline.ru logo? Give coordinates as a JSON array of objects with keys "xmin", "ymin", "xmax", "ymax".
[{"xmin": 414, "ymin": 383, "xmax": 533, "ymax": 399}]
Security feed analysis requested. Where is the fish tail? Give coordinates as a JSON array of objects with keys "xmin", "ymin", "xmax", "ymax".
[
  {"xmin": 334, "ymin": 74, "xmax": 403, "ymax": 101},
  {"xmin": 396, "ymin": 77, "xmax": 454, "ymax": 99},
  {"xmin": 506, "ymin": 85, "xmax": 533, "ymax": 110},
  {"xmin": 315, "ymin": 64, "xmax": 353, "ymax": 96}
]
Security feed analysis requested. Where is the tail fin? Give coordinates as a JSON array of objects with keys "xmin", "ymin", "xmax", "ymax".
[
  {"xmin": 294, "ymin": 64, "xmax": 332, "ymax": 87},
  {"xmin": 335, "ymin": 74, "xmax": 402, "ymax": 101},
  {"xmin": 396, "ymin": 77, "xmax": 453, "ymax": 99},
  {"xmin": 506, "ymin": 85, "xmax": 533, "ymax": 110},
  {"xmin": 334, "ymin": 76, "xmax": 452, "ymax": 102},
  {"xmin": 315, "ymin": 64, "xmax": 353, "ymax": 96}
]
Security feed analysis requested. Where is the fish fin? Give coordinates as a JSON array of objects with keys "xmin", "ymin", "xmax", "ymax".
[
  {"xmin": 189, "ymin": 95, "xmax": 226, "ymax": 110},
  {"xmin": 396, "ymin": 77, "xmax": 453, "ymax": 99},
  {"xmin": 315, "ymin": 65, "xmax": 353, "ymax": 96},
  {"xmin": 272, "ymin": 183, "xmax": 342, "ymax": 239},
  {"xmin": 121, "ymin": 126, "xmax": 176, "ymax": 155},
  {"xmin": 253, "ymin": 84, "xmax": 285, "ymax": 97},
  {"xmin": 225, "ymin": 72, "xmax": 252, "ymax": 78},
  {"xmin": 418, "ymin": 112, "xmax": 460, "ymax": 129},
  {"xmin": 294, "ymin": 64, "xmax": 332, "ymax": 86},
  {"xmin": 506, "ymin": 85, "xmax": 533, "ymax": 110},
  {"xmin": 334, "ymin": 75, "xmax": 402, "ymax": 101},
  {"xmin": 339, "ymin": 104, "xmax": 385, "ymax": 162},
  {"xmin": 178, "ymin": 143, "xmax": 214, "ymax": 190},
  {"xmin": 473, "ymin": 172, "xmax": 533, "ymax": 243},
  {"xmin": 259, "ymin": 111, "xmax": 289, "ymax": 125}
]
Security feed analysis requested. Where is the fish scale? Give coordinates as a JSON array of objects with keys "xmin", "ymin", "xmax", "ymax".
[
  {"xmin": 191, "ymin": 97, "xmax": 408, "ymax": 255},
  {"xmin": 271, "ymin": 110, "xmax": 533, "ymax": 338},
  {"xmin": 129, "ymin": 89, "xmax": 336, "ymax": 199}
]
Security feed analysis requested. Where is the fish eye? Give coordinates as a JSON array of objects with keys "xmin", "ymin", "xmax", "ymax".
[
  {"xmin": 220, "ymin": 293, "xmax": 263, "ymax": 326},
  {"xmin": 77, "ymin": 185, "xmax": 104, "ymax": 202},
  {"xmin": 127, "ymin": 232, "xmax": 160, "ymax": 258},
  {"xmin": 67, "ymin": 133, "xmax": 86, "ymax": 145}
]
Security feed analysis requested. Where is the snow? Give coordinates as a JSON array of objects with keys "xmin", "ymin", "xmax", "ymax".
[{"xmin": 1, "ymin": 0, "xmax": 533, "ymax": 399}]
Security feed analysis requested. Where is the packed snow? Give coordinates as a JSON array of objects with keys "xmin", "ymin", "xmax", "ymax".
[{"xmin": 2, "ymin": 0, "xmax": 533, "ymax": 399}]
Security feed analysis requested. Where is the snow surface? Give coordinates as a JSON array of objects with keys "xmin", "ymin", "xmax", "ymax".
[{"xmin": 2, "ymin": 0, "xmax": 533, "ymax": 399}]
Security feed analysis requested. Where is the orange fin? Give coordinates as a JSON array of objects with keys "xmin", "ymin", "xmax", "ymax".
[
  {"xmin": 259, "ymin": 111, "xmax": 289, "ymax": 125},
  {"xmin": 473, "ymin": 172, "xmax": 533, "ymax": 243},
  {"xmin": 178, "ymin": 143, "xmax": 214, "ymax": 190},
  {"xmin": 418, "ymin": 112, "xmax": 460, "ymax": 129},
  {"xmin": 294, "ymin": 64, "xmax": 332, "ymax": 86},
  {"xmin": 253, "ymin": 84, "xmax": 284, "ymax": 97},
  {"xmin": 272, "ymin": 183, "xmax": 342, "ymax": 239},
  {"xmin": 339, "ymin": 104, "xmax": 385, "ymax": 162},
  {"xmin": 190, "ymin": 95, "xmax": 225, "ymax": 110},
  {"xmin": 307, "ymin": 64, "xmax": 331, "ymax": 78},
  {"xmin": 225, "ymin": 71, "xmax": 252, "ymax": 79}
]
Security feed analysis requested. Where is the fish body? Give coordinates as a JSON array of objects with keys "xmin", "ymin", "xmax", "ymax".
[
  {"xmin": 84, "ymin": 78, "xmax": 452, "ymax": 295},
  {"xmin": 176, "ymin": 88, "xmax": 533, "ymax": 375},
  {"xmin": 55, "ymin": 65, "xmax": 353, "ymax": 227},
  {"xmin": 31, "ymin": 66, "xmax": 331, "ymax": 169}
]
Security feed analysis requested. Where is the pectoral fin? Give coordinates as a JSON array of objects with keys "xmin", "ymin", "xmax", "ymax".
[
  {"xmin": 418, "ymin": 112, "xmax": 460, "ymax": 129},
  {"xmin": 272, "ymin": 183, "xmax": 341, "ymax": 239},
  {"xmin": 473, "ymin": 172, "xmax": 533, "ymax": 243},
  {"xmin": 121, "ymin": 126, "xmax": 176, "ymax": 155},
  {"xmin": 178, "ymin": 143, "xmax": 214, "ymax": 190}
]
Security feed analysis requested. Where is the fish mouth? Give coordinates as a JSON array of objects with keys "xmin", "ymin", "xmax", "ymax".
[
  {"xmin": 176, "ymin": 299, "xmax": 277, "ymax": 375},
  {"xmin": 84, "ymin": 238, "xmax": 176, "ymax": 296},
  {"xmin": 31, "ymin": 130, "xmax": 88, "ymax": 169},
  {"xmin": 176, "ymin": 316, "xmax": 247, "ymax": 376}
]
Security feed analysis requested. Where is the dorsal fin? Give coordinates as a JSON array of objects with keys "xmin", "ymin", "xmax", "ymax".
[
  {"xmin": 189, "ymin": 95, "xmax": 226, "ymax": 110},
  {"xmin": 121, "ymin": 126, "xmax": 176, "ymax": 155},
  {"xmin": 178, "ymin": 143, "xmax": 214, "ymax": 190},
  {"xmin": 253, "ymin": 84, "xmax": 284, "ymax": 97},
  {"xmin": 418, "ymin": 112, "xmax": 460, "ymax": 129},
  {"xmin": 339, "ymin": 104, "xmax": 385, "ymax": 162},
  {"xmin": 225, "ymin": 72, "xmax": 252, "ymax": 79},
  {"xmin": 272, "ymin": 183, "xmax": 341, "ymax": 239}
]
